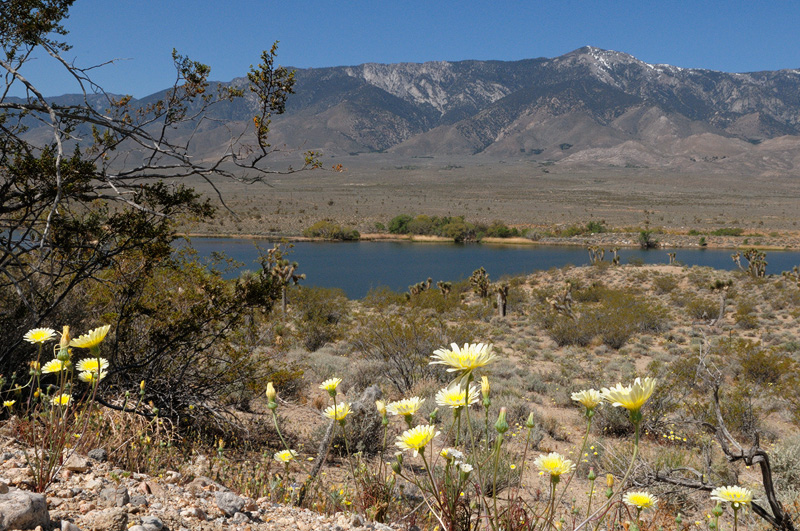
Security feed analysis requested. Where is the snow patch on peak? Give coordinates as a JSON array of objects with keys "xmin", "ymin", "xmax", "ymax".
[{"xmin": 344, "ymin": 62, "xmax": 511, "ymax": 114}]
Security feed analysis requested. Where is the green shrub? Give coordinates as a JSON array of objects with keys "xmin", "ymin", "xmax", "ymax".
[
  {"xmin": 350, "ymin": 309, "xmax": 471, "ymax": 393},
  {"xmin": 685, "ymin": 296, "xmax": 719, "ymax": 320},
  {"xmin": 652, "ymin": 275, "xmax": 679, "ymax": 294},
  {"xmin": 734, "ymin": 298, "xmax": 759, "ymax": 329},
  {"xmin": 544, "ymin": 314, "xmax": 594, "ymax": 347},
  {"xmin": 291, "ymin": 286, "xmax": 349, "ymax": 351},
  {"xmin": 303, "ymin": 220, "xmax": 359, "ymax": 240},
  {"xmin": 711, "ymin": 227, "xmax": 744, "ymax": 236},
  {"xmin": 388, "ymin": 214, "xmax": 413, "ymax": 234}
]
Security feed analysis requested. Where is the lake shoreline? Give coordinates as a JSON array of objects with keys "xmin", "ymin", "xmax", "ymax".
[{"xmin": 178, "ymin": 231, "xmax": 800, "ymax": 252}]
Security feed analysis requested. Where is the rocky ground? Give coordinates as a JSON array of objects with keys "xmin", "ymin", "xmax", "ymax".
[{"xmin": 0, "ymin": 435, "xmax": 398, "ymax": 531}]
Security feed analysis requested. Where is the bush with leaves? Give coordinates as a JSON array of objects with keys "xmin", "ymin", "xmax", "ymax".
[{"xmin": 291, "ymin": 286, "xmax": 349, "ymax": 352}]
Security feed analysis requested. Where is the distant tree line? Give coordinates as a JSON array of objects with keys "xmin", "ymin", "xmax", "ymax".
[{"xmin": 387, "ymin": 214, "xmax": 522, "ymax": 243}]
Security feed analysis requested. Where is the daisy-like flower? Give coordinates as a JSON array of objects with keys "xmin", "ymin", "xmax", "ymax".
[
  {"xmin": 273, "ymin": 449, "xmax": 298, "ymax": 463},
  {"xmin": 323, "ymin": 402, "xmax": 351, "ymax": 422},
  {"xmin": 571, "ymin": 388, "xmax": 602, "ymax": 412},
  {"xmin": 430, "ymin": 343, "xmax": 495, "ymax": 377},
  {"xmin": 76, "ymin": 357, "xmax": 109, "ymax": 374},
  {"xmin": 601, "ymin": 377, "xmax": 656, "ymax": 420},
  {"xmin": 78, "ymin": 371, "xmax": 106, "ymax": 384},
  {"xmin": 51, "ymin": 394, "xmax": 72, "ymax": 407},
  {"xmin": 440, "ymin": 447, "xmax": 465, "ymax": 462},
  {"xmin": 534, "ymin": 452, "xmax": 575, "ymax": 482},
  {"xmin": 41, "ymin": 359, "xmax": 69, "ymax": 374},
  {"xmin": 319, "ymin": 378, "xmax": 342, "ymax": 396},
  {"xmin": 395, "ymin": 425, "xmax": 439, "ymax": 457},
  {"xmin": 710, "ymin": 486, "xmax": 753, "ymax": 509},
  {"xmin": 23, "ymin": 328, "xmax": 57, "ymax": 344},
  {"xmin": 69, "ymin": 325, "xmax": 111, "ymax": 349},
  {"xmin": 3, "ymin": 400, "xmax": 15, "ymax": 408},
  {"xmin": 623, "ymin": 491, "xmax": 658, "ymax": 510},
  {"xmin": 435, "ymin": 383, "xmax": 480, "ymax": 409},
  {"xmin": 386, "ymin": 397, "xmax": 425, "ymax": 417}
]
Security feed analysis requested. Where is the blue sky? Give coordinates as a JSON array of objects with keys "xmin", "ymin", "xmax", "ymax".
[{"xmin": 15, "ymin": 1, "xmax": 800, "ymax": 98}]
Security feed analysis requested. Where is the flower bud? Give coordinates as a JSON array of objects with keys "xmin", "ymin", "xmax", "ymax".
[
  {"xmin": 676, "ymin": 514, "xmax": 683, "ymax": 526},
  {"xmin": 391, "ymin": 460, "xmax": 402, "ymax": 474},
  {"xmin": 481, "ymin": 376, "xmax": 490, "ymax": 407},
  {"xmin": 712, "ymin": 503, "xmax": 724, "ymax": 517},
  {"xmin": 588, "ymin": 468, "xmax": 596, "ymax": 481},
  {"xmin": 525, "ymin": 412, "xmax": 536, "ymax": 429},
  {"xmin": 494, "ymin": 407, "xmax": 509, "ymax": 434},
  {"xmin": 266, "ymin": 382, "xmax": 277, "ymax": 408},
  {"xmin": 376, "ymin": 400, "xmax": 386, "ymax": 417},
  {"xmin": 429, "ymin": 407, "xmax": 439, "ymax": 425},
  {"xmin": 606, "ymin": 473, "xmax": 615, "ymax": 488},
  {"xmin": 59, "ymin": 326, "xmax": 71, "ymax": 349},
  {"xmin": 708, "ymin": 521, "xmax": 717, "ymax": 531},
  {"xmin": 140, "ymin": 380, "xmax": 146, "ymax": 394}
]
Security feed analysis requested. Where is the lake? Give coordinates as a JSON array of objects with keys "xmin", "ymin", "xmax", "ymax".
[{"xmin": 184, "ymin": 238, "xmax": 800, "ymax": 299}]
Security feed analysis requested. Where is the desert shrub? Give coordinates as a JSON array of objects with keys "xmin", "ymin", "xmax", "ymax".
[
  {"xmin": 573, "ymin": 282, "xmax": 606, "ymax": 303},
  {"xmin": 595, "ymin": 404, "xmax": 634, "ymax": 437},
  {"xmin": 772, "ymin": 435, "xmax": 800, "ymax": 500},
  {"xmin": 409, "ymin": 288, "xmax": 463, "ymax": 314},
  {"xmin": 684, "ymin": 295, "xmax": 719, "ymax": 320},
  {"xmin": 291, "ymin": 286, "xmax": 349, "ymax": 351},
  {"xmin": 734, "ymin": 341, "xmax": 796, "ymax": 386},
  {"xmin": 78, "ymin": 252, "xmax": 287, "ymax": 428},
  {"xmin": 652, "ymin": 275, "xmax": 679, "ymax": 294},
  {"xmin": 361, "ymin": 286, "xmax": 406, "ymax": 309},
  {"xmin": 350, "ymin": 309, "xmax": 471, "ymax": 393},
  {"xmin": 587, "ymin": 290, "xmax": 668, "ymax": 349},
  {"xmin": 544, "ymin": 314, "xmax": 594, "ymax": 347},
  {"xmin": 734, "ymin": 298, "xmax": 759, "ymax": 329}
]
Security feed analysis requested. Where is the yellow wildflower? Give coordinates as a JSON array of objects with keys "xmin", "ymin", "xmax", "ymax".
[
  {"xmin": 395, "ymin": 425, "xmax": 439, "ymax": 457},
  {"xmin": 69, "ymin": 325, "xmax": 111, "ymax": 349},
  {"xmin": 435, "ymin": 383, "xmax": 479, "ymax": 409},
  {"xmin": 623, "ymin": 491, "xmax": 658, "ymax": 510},
  {"xmin": 23, "ymin": 328, "xmax": 57, "ymax": 344},
  {"xmin": 323, "ymin": 402, "xmax": 351, "ymax": 421}
]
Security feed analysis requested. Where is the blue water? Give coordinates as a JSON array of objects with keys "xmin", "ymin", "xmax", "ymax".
[{"xmin": 183, "ymin": 238, "xmax": 800, "ymax": 299}]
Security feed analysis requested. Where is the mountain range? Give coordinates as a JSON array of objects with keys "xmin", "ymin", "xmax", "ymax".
[{"xmin": 35, "ymin": 47, "xmax": 800, "ymax": 174}]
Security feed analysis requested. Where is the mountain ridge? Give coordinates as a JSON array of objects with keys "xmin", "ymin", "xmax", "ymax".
[{"xmin": 27, "ymin": 47, "xmax": 800, "ymax": 174}]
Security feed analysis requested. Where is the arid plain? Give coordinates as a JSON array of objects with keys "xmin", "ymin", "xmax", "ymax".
[{"xmin": 184, "ymin": 154, "xmax": 800, "ymax": 245}]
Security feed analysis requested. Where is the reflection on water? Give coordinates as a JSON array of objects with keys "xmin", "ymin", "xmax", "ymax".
[{"xmin": 182, "ymin": 238, "xmax": 800, "ymax": 299}]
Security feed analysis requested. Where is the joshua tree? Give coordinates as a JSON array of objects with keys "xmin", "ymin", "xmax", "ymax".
[
  {"xmin": 547, "ymin": 282, "xmax": 576, "ymax": 321},
  {"xmin": 495, "ymin": 283, "xmax": 510, "ymax": 317},
  {"xmin": 436, "ymin": 281, "xmax": 452, "ymax": 298},
  {"xmin": 781, "ymin": 266, "xmax": 800, "ymax": 289},
  {"xmin": 408, "ymin": 277, "xmax": 433, "ymax": 297},
  {"xmin": 588, "ymin": 246, "xmax": 605, "ymax": 265},
  {"xmin": 610, "ymin": 247, "xmax": 621, "ymax": 266},
  {"xmin": 469, "ymin": 267, "xmax": 490, "ymax": 298},
  {"xmin": 265, "ymin": 244, "xmax": 305, "ymax": 315},
  {"xmin": 732, "ymin": 249, "xmax": 767, "ymax": 278}
]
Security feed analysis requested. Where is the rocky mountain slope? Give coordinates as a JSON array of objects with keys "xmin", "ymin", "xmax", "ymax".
[{"xmin": 26, "ymin": 47, "xmax": 800, "ymax": 173}]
